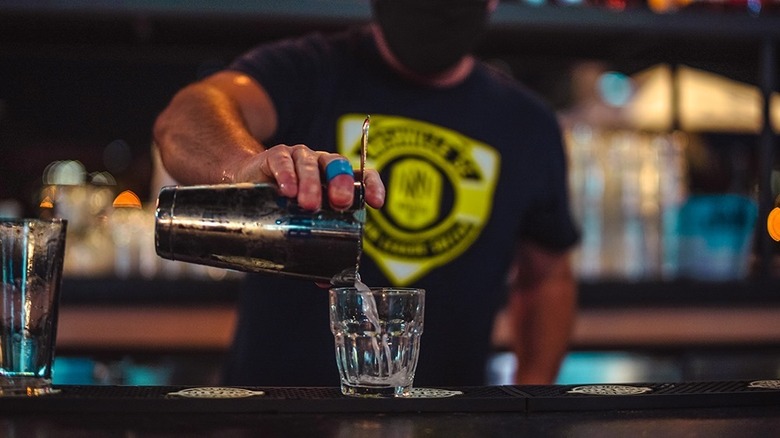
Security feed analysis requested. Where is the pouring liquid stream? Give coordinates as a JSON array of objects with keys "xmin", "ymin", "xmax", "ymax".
[{"xmin": 354, "ymin": 276, "xmax": 395, "ymax": 379}]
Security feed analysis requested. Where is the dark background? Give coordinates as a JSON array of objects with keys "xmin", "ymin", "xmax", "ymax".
[{"xmin": 1, "ymin": 1, "xmax": 778, "ymax": 216}]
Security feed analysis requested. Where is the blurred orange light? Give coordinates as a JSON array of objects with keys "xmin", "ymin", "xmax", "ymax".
[
  {"xmin": 113, "ymin": 190, "xmax": 142, "ymax": 208},
  {"xmin": 768, "ymin": 207, "xmax": 780, "ymax": 242},
  {"xmin": 39, "ymin": 196, "xmax": 54, "ymax": 209}
]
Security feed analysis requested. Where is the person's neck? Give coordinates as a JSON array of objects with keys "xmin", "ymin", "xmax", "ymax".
[{"xmin": 371, "ymin": 24, "xmax": 474, "ymax": 88}]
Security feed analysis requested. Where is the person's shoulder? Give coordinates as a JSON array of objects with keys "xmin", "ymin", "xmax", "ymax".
[
  {"xmin": 257, "ymin": 26, "xmax": 367, "ymax": 64},
  {"xmin": 285, "ymin": 25, "xmax": 369, "ymax": 50},
  {"xmin": 475, "ymin": 62, "xmax": 557, "ymax": 118},
  {"xmin": 236, "ymin": 26, "xmax": 365, "ymax": 70},
  {"xmin": 476, "ymin": 60, "xmax": 517, "ymax": 86}
]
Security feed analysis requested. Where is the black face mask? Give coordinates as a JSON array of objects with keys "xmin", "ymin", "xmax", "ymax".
[{"xmin": 372, "ymin": 0, "xmax": 489, "ymax": 76}]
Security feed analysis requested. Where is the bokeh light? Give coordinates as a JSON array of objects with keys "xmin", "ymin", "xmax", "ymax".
[
  {"xmin": 113, "ymin": 190, "xmax": 142, "ymax": 209},
  {"xmin": 90, "ymin": 171, "xmax": 117, "ymax": 186},
  {"xmin": 597, "ymin": 71, "xmax": 634, "ymax": 108},
  {"xmin": 43, "ymin": 160, "xmax": 87, "ymax": 185}
]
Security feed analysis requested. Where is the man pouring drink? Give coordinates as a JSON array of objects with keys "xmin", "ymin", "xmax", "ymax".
[{"xmin": 153, "ymin": 0, "xmax": 579, "ymax": 388}]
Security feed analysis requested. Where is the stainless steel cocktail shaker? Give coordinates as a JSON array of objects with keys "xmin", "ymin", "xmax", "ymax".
[{"xmin": 154, "ymin": 182, "xmax": 365, "ymax": 285}]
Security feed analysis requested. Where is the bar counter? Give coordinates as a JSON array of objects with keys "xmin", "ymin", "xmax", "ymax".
[{"xmin": 2, "ymin": 382, "xmax": 779, "ymax": 437}]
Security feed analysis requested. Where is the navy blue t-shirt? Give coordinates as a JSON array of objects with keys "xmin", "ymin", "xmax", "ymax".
[{"xmin": 222, "ymin": 26, "xmax": 579, "ymax": 387}]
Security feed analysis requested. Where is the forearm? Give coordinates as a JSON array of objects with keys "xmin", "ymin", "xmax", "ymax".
[
  {"xmin": 153, "ymin": 82, "xmax": 263, "ymax": 185},
  {"xmin": 153, "ymin": 72, "xmax": 385, "ymax": 211},
  {"xmin": 511, "ymin": 274, "xmax": 576, "ymax": 384},
  {"xmin": 508, "ymin": 246, "xmax": 577, "ymax": 385}
]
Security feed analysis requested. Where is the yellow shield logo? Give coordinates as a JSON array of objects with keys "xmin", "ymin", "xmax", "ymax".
[
  {"xmin": 338, "ymin": 114, "xmax": 500, "ymax": 285},
  {"xmin": 386, "ymin": 158, "xmax": 442, "ymax": 230}
]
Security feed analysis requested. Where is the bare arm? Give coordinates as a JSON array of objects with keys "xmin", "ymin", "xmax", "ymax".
[
  {"xmin": 506, "ymin": 242, "xmax": 577, "ymax": 384},
  {"xmin": 153, "ymin": 71, "xmax": 385, "ymax": 211},
  {"xmin": 153, "ymin": 72, "xmax": 274, "ymax": 185}
]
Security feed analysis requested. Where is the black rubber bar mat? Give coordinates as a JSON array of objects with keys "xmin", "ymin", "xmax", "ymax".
[{"xmin": 1, "ymin": 380, "xmax": 778, "ymax": 414}]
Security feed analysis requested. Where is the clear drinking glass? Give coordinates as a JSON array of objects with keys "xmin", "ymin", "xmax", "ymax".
[
  {"xmin": 329, "ymin": 287, "xmax": 424, "ymax": 397},
  {"xmin": 1, "ymin": 218, "xmax": 67, "ymax": 396}
]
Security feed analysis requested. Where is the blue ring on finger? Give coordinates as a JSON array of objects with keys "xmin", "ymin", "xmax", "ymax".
[{"xmin": 325, "ymin": 159, "xmax": 354, "ymax": 182}]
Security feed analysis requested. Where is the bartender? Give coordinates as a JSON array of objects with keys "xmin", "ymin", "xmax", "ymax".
[{"xmin": 153, "ymin": 0, "xmax": 579, "ymax": 386}]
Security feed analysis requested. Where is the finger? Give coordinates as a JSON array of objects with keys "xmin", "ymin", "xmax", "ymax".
[
  {"xmin": 363, "ymin": 168, "xmax": 386, "ymax": 209},
  {"xmin": 291, "ymin": 145, "xmax": 324, "ymax": 211},
  {"xmin": 321, "ymin": 155, "xmax": 356, "ymax": 211},
  {"xmin": 327, "ymin": 174, "xmax": 356, "ymax": 211},
  {"xmin": 261, "ymin": 146, "xmax": 298, "ymax": 198}
]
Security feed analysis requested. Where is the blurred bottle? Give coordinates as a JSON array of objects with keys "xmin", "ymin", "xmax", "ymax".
[
  {"xmin": 658, "ymin": 132, "xmax": 688, "ymax": 279},
  {"xmin": 567, "ymin": 124, "xmax": 606, "ymax": 279}
]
